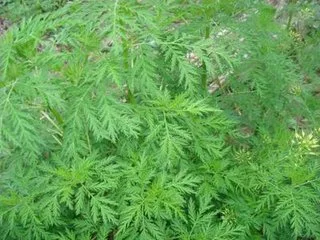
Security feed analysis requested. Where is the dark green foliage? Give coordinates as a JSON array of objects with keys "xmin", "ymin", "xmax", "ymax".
[{"xmin": 0, "ymin": 1, "xmax": 320, "ymax": 239}]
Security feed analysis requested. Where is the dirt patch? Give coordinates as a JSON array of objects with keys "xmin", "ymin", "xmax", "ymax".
[
  {"xmin": 0, "ymin": 17, "xmax": 10, "ymax": 35},
  {"xmin": 266, "ymin": 0, "xmax": 287, "ymax": 11}
]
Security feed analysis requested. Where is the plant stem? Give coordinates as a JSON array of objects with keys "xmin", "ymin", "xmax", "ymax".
[
  {"xmin": 286, "ymin": 0, "xmax": 297, "ymax": 30},
  {"xmin": 201, "ymin": 25, "xmax": 210, "ymax": 93},
  {"xmin": 123, "ymin": 41, "xmax": 136, "ymax": 104},
  {"xmin": 287, "ymin": 11, "xmax": 293, "ymax": 30}
]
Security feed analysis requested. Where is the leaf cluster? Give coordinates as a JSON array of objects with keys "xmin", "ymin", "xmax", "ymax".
[{"xmin": 0, "ymin": 1, "xmax": 320, "ymax": 240}]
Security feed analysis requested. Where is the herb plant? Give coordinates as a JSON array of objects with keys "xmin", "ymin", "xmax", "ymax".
[{"xmin": 0, "ymin": 1, "xmax": 319, "ymax": 240}]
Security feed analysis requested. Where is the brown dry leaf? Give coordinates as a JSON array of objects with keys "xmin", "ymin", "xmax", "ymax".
[
  {"xmin": 186, "ymin": 52, "xmax": 202, "ymax": 67},
  {"xmin": 207, "ymin": 71, "xmax": 233, "ymax": 94}
]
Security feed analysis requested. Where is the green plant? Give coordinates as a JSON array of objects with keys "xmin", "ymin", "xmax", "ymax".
[
  {"xmin": 0, "ymin": 0, "xmax": 68, "ymax": 21},
  {"xmin": 0, "ymin": 1, "xmax": 319, "ymax": 240}
]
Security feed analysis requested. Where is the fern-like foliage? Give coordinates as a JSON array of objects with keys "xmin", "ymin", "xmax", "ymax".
[{"xmin": 0, "ymin": 0, "xmax": 320, "ymax": 240}]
